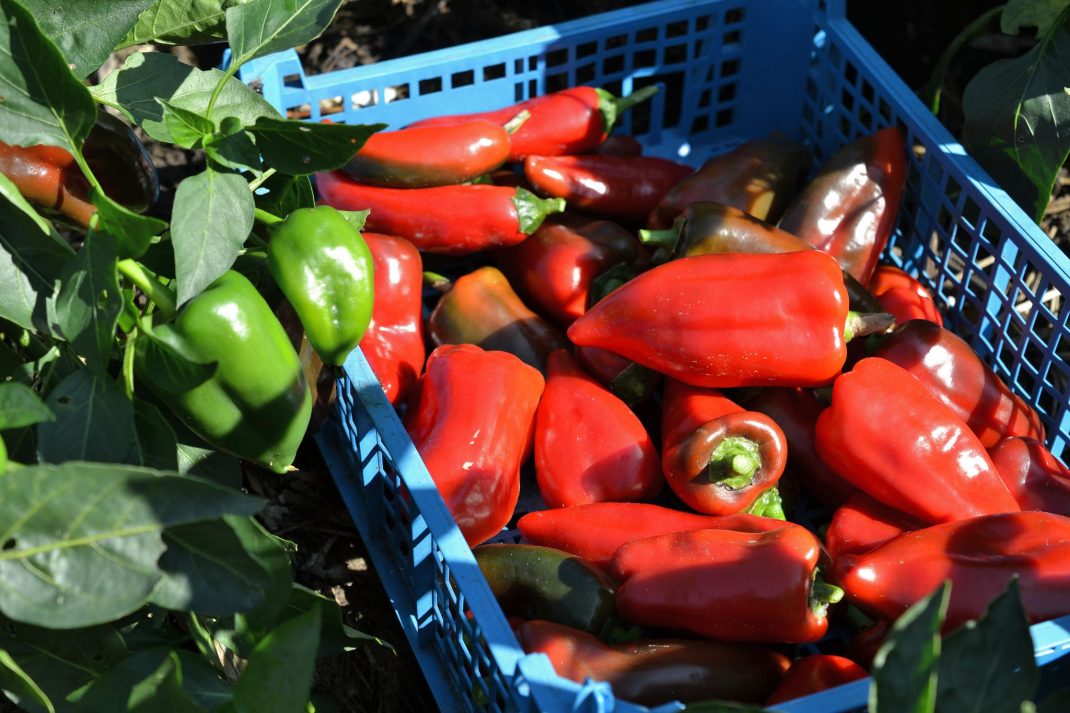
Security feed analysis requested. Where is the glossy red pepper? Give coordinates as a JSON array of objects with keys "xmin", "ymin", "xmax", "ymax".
[
  {"xmin": 316, "ymin": 170, "xmax": 564, "ymax": 254},
  {"xmin": 524, "ymin": 154, "xmax": 693, "ymax": 223},
  {"xmin": 517, "ymin": 502, "xmax": 789, "ymax": 571},
  {"xmin": 358, "ymin": 233, "xmax": 425, "ymax": 405},
  {"xmin": 778, "ymin": 127, "xmax": 907, "ymax": 285},
  {"xmin": 517, "ymin": 619, "xmax": 791, "ymax": 706},
  {"xmin": 650, "ymin": 133, "xmax": 810, "ymax": 228},
  {"xmin": 610, "ymin": 523, "xmax": 842, "ymax": 643},
  {"xmin": 568, "ymin": 251, "xmax": 860, "ymax": 388},
  {"xmin": 661, "ymin": 378, "xmax": 787, "ymax": 517},
  {"xmin": 342, "ymin": 119, "xmax": 512, "ymax": 187},
  {"xmin": 404, "ymin": 344, "xmax": 544, "ymax": 546},
  {"xmin": 989, "ymin": 437, "xmax": 1070, "ymax": 515},
  {"xmin": 825, "ymin": 492, "xmax": 925, "ymax": 560},
  {"xmin": 535, "ymin": 350, "xmax": 662, "ymax": 508},
  {"xmin": 835, "ymin": 511, "xmax": 1070, "ymax": 630},
  {"xmin": 765, "ymin": 655, "xmax": 868, "ymax": 705},
  {"xmin": 870, "ymin": 319, "xmax": 1046, "ymax": 448},
  {"xmin": 867, "ymin": 266, "xmax": 943, "ymax": 326},
  {"xmin": 815, "ymin": 358, "xmax": 1020, "ymax": 524}
]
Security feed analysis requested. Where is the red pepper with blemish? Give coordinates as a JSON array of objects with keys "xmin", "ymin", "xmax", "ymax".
[
  {"xmin": 535, "ymin": 350, "xmax": 662, "ymax": 508},
  {"xmin": 825, "ymin": 492, "xmax": 925, "ymax": 560},
  {"xmin": 778, "ymin": 127, "xmax": 907, "ymax": 286},
  {"xmin": 661, "ymin": 378, "xmax": 787, "ymax": 518},
  {"xmin": 316, "ymin": 170, "xmax": 565, "ymax": 254},
  {"xmin": 765, "ymin": 655, "xmax": 868, "ymax": 705},
  {"xmin": 404, "ymin": 344, "xmax": 544, "ymax": 546},
  {"xmin": 867, "ymin": 266, "xmax": 943, "ymax": 326},
  {"xmin": 610, "ymin": 523, "xmax": 843, "ymax": 643},
  {"xmin": 524, "ymin": 154, "xmax": 693, "ymax": 223},
  {"xmin": 989, "ymin": 437, "xmax": 1070, "ymax": 516},
  {"xmin": 815, "ymin": 357, "xmax": 1020, "ymax": 524}
]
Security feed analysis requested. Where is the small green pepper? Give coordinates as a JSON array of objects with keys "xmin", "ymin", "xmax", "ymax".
[{"xmin": 267, "ymin": 206, "xmax": 375, "ymax": 366}]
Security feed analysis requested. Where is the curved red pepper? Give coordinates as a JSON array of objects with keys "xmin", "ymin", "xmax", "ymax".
[
  {"xmin": 524, "ymin": 154, "xmax": 693, "ymax": 223},
  {"xmin": 870, "ymin": 319, "xmax": 1046, "ymax": 448},
  {"xmin": 834, "ymin": 511, "xmax": 1070, "ymax": 631},
  {"xmin": 825, "ymin": 492, "xmax": 925, "ymax": 560},
  {"xmin": 316, "ymin": 170, "xmax": 564, "ymax": 254},
  {"xmin": 778, "ymin": 127, "xmax": 906, "ymax": 285},
  {"xmin": 989, "ymin": 437, "xmax": 1070, "ymax": 515},
  {"xmin": 867, "ymin": 266, "xmax": 943, "ymax": 326},
  {"xmin": 342, "ymin": 120, "xmax": 511, "ymax": 187},
  {"xmin": 534, "ymin": 350, "xmax": 662, "ymax": 508},
  {"xmin": 610, "ymin": 523, "xmax": 840, "ymax": 643},
  {"xmin": 358, "ymin": 233, "xmax": 425, "ymax": 405},
  {"xmin": 661, "ymin": 378, "xmax": 787, "ymax": 516},
  {"xmin": 765, "ymin": 655, "xmax": 868, "ymax": 705},
  {"xmin": 517, "ymin": 619, "xmax": 791, "ymax": 706},
  {"xmin": 567, "ymin": 251, "xmax": 851, "ymax": 388},
  {"xmin": 404, "ymin": 344, "xmax": 544, "ymax": 546},
  {"xmin": 815, "ymin": 358, "xmax": 1020, "ymax": 524}
]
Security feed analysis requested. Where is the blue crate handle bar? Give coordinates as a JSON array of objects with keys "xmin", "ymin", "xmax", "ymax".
[{"xmin": 236, "ymin": 0, "xmax": 1070, "ymax": 710}]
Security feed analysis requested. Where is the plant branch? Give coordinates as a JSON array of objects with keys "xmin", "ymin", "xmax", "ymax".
[{"xmin": 118, "ymin": 260, "xmax": 177, "ymax": 319}]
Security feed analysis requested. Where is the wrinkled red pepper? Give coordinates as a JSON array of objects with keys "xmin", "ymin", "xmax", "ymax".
[
  {"xmin": 404, "ymin": 344, "xmax": 544, "ymax": 546},
  {"xmin": 610, "ymin": 523, "xmax": 842, "ymax": 643},
  {"xmin": 534, "ymin": 350, "xmax": 662, "ymax": 508},
  {"xmin": 765, "ymin": 655, "xmax": 868, "ymax": 705},
  {"xmin": 834, "ymin": 511, "xmax": 1070, "ymax": 631},
  {"xmin": 867, "ymin": 266, "xmax": 943, "ymax": 327},
  {"xmin": 824, "ymin": 492, "xmax": 925, "ymax": 560},
  {"xmin": 815, "ymin": 358, "xmax": 1020, "ymax": 524},
  {"xmin": 661, "ymin": 378, "xmax": 787, "ymax": 517},
  {"xmin": 316, "ymin": 170, "xmax": 564, "ymax": 254},
  {"xmin": 989, "ymin": 437, "xmax": 1070, "ymax": 516},
  {"xmin": 870, "ymin": 319, "xmax": 1046, "ymax": 448},
  {"xmin": 517, "ymin": 619, "xmax": 791, "ymax": 706},
  {"xmin": 778, "ymin": 127, "xmax": 906, "ymax": 285}
]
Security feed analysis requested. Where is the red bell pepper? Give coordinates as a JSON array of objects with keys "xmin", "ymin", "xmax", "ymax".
[
  {"xmin": 610, "ymin": 523, "xmax": 842, "ymax": 643},
  {"xmin": 517, "ymin": 619, "xmax": 791, "ymax": 706},
  {"xmin": 989, "ymin": 437, "xmax": 1070, "ymax": 516},
  {"xmin": 834, "ymin": 511, "xmax": 1070, "ymax": 631},
  {"xmin": 870, "ymin": 319, "xmax": 1046, "ymax": 448},
  {"xmin": 815, "ymin": 357, "xmax": 1020, "ymax": 524},
  {"xmin": 778, "ymin": 127, "xmax": 907, "ymax": 285},
  {"xmin": 534, "ymin": 350, "xmax": 662, "ymax": 508},
  {"xmin": 404, "ymin": 344, "xmax": 544, "ymax": 546},
  {"xmin": 315, "ymin": 170, "xmax": 564, "ymax": 254},
  {"xmin": 825, "ymin": 492, "xmax": 925, "ymax": 560},
  {"xmin": 867, "ymin": 266, "xmax": 943, "ymax": 326},
  {"xmin": 661, "ymin": 378, "xmax": 787, "ymax": 517},
  {"xmin": 765, "ymin": 655, "xmax": 868, "ymax": 705},
  {"xmin": 358, "ymin": 233, "xmax": 425, "ymax": 405},
  {"xmin": 524, "ymin": 154, "xmax": 693, "ymax": 223},
  {"xmin": 573, "ymin": 346, "xmax": 659, "ymax": 407},
  {"xmin": 517, "ymin": 502, "xmax": 785, "ymax": 570}
]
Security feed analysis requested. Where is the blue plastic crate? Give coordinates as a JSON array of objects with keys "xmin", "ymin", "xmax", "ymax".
[{"xmin": 237, "ymin": 0, "xmax": 1070, "ymax": 709}]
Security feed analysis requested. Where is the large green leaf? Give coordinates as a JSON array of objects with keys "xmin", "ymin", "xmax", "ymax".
[
  {"xmin": 0, "ymin": 649, "xmax": 55, "ymax": 713},
  {"xmin": 89, "ymin": 189, "xmax": 168, "ymax": 260},
  {"xmin": 282, "ymin": 584, "xmax": 389, "ymax": 657},
  {"xmin": 219, "ymin": 518, "xmax": 293, "ymax": 654},
  {"xmin": 253, "ymin": 172, "xmax": 314, "ymax": 217},
  {"xmin": 0, "ymin": 462, "xmax": 263, "ymax": 628},
  {"xmin": 229, "ymin": 603, "xmax": 320, "ymax": 713},
  {"xmin": 20, "ymin": 1, "xmax": 157, "ymax": 78},
  {"xmin": 131, "ymin": 398, "xmax": 179, "ymax": 471},
  {"xmin": 248, "ymin": 118, "xmax": 384, "ymax": 174},
  {"xmin": 91, "ymin": 52, "xmax": 279, "ymax": 145},
  {"xmin": 962, "ymin": 7, "xmax": 1070, "ymax": 222},
  {"xmin": 36, "ymin": 369, "xmax": 137, "ymax": 464},
  {"xmin": 0, "ymin": 0, "xmax": 96, "ymax": 151},
  {"xmin": 170, "ymin": 169, "xmax": 254, "ymax": 306},
  {"xmin": 1002, "ymin": 0, "xmax": 1070, "ymax": 36},
  {"xmin": 226, "ymin": 0, "xmax": 343, "ymax": 67},
  {"xmin": 159, "ymin": 100, "xmax": 216, "ymax": 150},
  {"xmin": 53, "ymin": 233, "xmax": 121, "ymax": 371},
  {"xmin": 120, "ymin": 0, "xmax": 251, "ymax": 48},
  {"xmin": 74, "ymin": 648, "xmax": 229, "ymax": 713},
  {"xmin": 0, "ymin": 383, "xmax": 54, "ymax": 430}
]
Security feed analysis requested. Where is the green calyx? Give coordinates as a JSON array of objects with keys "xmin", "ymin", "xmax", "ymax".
[
  {"xmin": 810, "ymin": 567, "xmax": 846, "ymax": 616},
  {"xmin": 707, "ymin": 436, "xmax": 762, "ymax": 489},
  {"xmin": 744, "ymin": 487, "xmax": 787, "ymax": 520},
  {"xmin": 513, "ymin": 186, "xmax": 566, "ymax": 235},
  {"xmin": 595, "ymin": 85, "xmax": 660, "ymax": 135},
  {"xmin": 844, "ymin": 310, "xmax": 896, "ymax": 342}
]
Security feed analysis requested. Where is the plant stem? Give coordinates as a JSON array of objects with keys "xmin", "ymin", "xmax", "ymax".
[
  {"xmin": 122, "ymin": 329, "xmax": 137, "ymax": 399},
  {"xmin": 206, "ymin": 63, "xmax": 241, "ymax": 119},
  {"xmin": 254, "ymin": 208, "xmax": 283, "ymax": 226},
  {"xmin": 248, "ymin": 167, "xmax": 278, "ymax": 191},
  {"xmin": 118, "ymin": 259, "xmax": 177, "ymax": 318}
]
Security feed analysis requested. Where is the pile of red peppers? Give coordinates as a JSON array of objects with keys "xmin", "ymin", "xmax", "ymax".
[{"xmin": 316, "ymin": 87, "xmax": 1068, "ymax": 708}]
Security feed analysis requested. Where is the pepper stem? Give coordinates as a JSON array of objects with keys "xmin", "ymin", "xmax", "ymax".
[
  {"xmin": 423, "ymin": 271, "xmax": 453, "ymax": 293},
  {"xmin": 744, "ymin": 487, "xmax": 786, "ymax": 520},
  {"xmin": 596, "ymin": 85, "xmax": 660, "ymax": 134},
  {"xmin": 810, "ymin": 568, "xmax": 845, "ymax": 615},
  {"xmin": 609, "ymin": 362, "xmax": 657, "ymax": 406},
  {"xmin": 589, "ymin": 263, "xmax": 636, "ymax": 306},
  {"xmin": 844, "ymin": 310, "xmax": 895, "ymax": 342},
  {"xmin": 503, "ymin": 109, "xmax": 531, "ymax": 134},
  {"xmin": 254, "ymin": 207, "xmax": 284, "ymax": 226},
  {"xmin": 706, "ymin": 436, "xmax": 761, "ymax": 489},
  {"xmin": 118, "ymin": 259, "xmax": 176, "ymax": 319},
  {"xmin": 512, "ymin": 187, "xmax": 566, "ymax": 235}
]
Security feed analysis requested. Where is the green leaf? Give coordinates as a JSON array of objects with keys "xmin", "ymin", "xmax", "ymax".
[
  {"xmin": 936, "ymin": 578, "xmax": 1038, "ymax": 713},
  {"xmin": 870, "ymin": 581, "xmax": 951, "ymax": 713},
  {"xmin": 223, "ymin": 517, "xmax": 294, "ymax": 654},
  {"xmin": 962, "ymin": 7, "xmax": 1070, "ymax": 222},
  {"xmin": 89, "ymin": 188, "xmax": 168, "ymax": 260},
  {"xmin": 53, "ymin": 232, "xmax": 121, "ymax": 370},
  {"xmin": 1002, "ymin": 0, "xmax": 1070, "ymax": 36},
  {"xmin": 90, "ymin": 52, "xmax": 279, "ymax": 144},
  {"xmin": 0, "ymin": 461, "xmax": 263, "ymax": 627},
  {"xmin": 0, "ymin": 0, "xmax": 96, "ymax": 151},
  {"xmin": 338, "ymin": 209, "xmax": 369, "ymax": 233},
  {"xmin": 0, "ymin": 174, "xmax": 74, "ymax": 335},
  {"xmin": 253, "ymin": 172, "xmax": 314, "ymax": 216},
  {"xmin": 230, "ymin": 603, "xmax": 320, "ymax": 713},
  {"xmin": 0, "ymin": 649, "xmax": 55, "ymax": 713},
  {"xmin": 135, "ymin": 327, "xmax": 217, "ymax": 394},
  {"xmin": 204, "ymin": 129, "xmax": 262, "ymax": 172},
  {"xmin": 159, "ymin": 100, "xmax": 216, "ymax": 149},
  {"xmin": 120, "ymin": 0, "xmax": 250, "ymax": 48},
  {"xmin": 20, "ymin": 0, "xmax": 157, "ymax": 78},
  {"xmin": 0, "ymin": 383, "xmax": 54, "ymax": 430},
  {"xmin": 132, "ymin": 398, "xmax": 178, "ymax": 471},
  {"xmin": 282, "ymin": 584, "xmax": 390, "ymax": 656},
  {"xmin": 36, "ymin": 369, "xmax": 137, "ymax": 464},
  {"xmin": 176, "ymin": 441, "xmax": 241, "ymax": 488},
  {"xmin": 149, "ymin": 516, "xmax": 278, "ymax": 615},
  {"xmin": 248, "ymin": 118, "xmax": 384, "ymax": 174},
  {"xmin": 75, "ymin": 648, "xmax": 229, "ymax": 713},
  {"xmin": 170, "ymin": 169, "xmax": 255, "ymax": 306},
  {"xmin": 226, "ymin": 0, "xmax": 343, "ymax": 67}
]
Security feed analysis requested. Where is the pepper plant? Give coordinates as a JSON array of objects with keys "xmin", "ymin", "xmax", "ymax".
[{"xmin": 0, "ymin": 1, "xmax": 387, "ymax": 710}]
